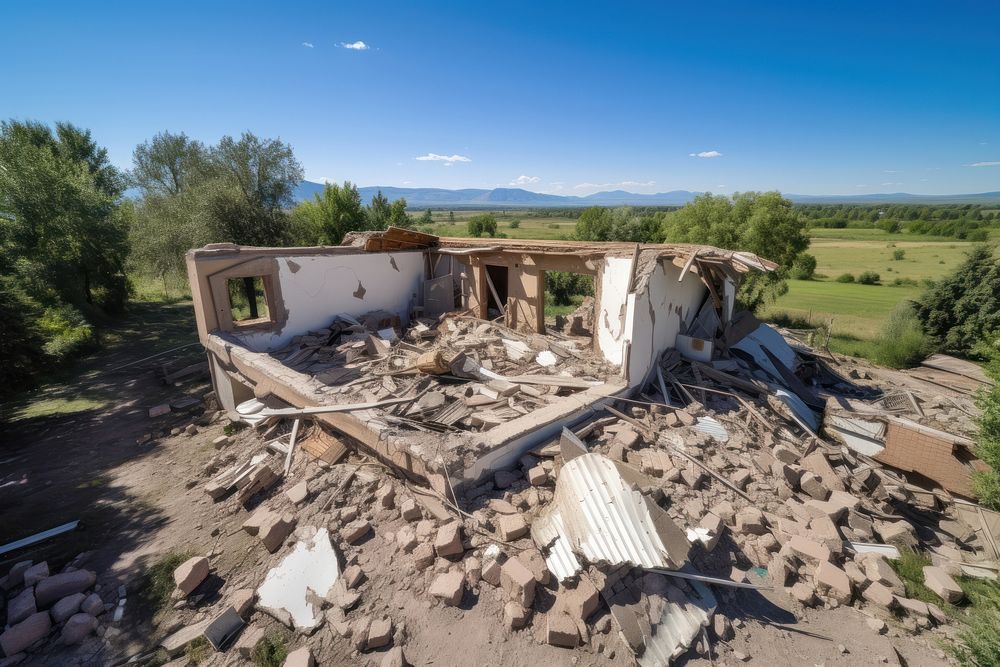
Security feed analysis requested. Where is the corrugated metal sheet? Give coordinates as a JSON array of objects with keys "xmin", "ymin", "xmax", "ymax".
[
  {"xmin": 693, "ymin": 416, "xmax": 729, "ymax": 443},
  {"xmin": 637, "ymin": 576, "xmax": 716, "ymax": 666},
  {"xmin": 531, "ymin": 454, "xmax": 688, "ymax": 581}
]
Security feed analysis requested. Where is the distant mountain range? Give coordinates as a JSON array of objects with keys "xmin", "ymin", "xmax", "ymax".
[{"xmin": 293, "ymin": 181, "xmax": 1000, "ymax": 207}]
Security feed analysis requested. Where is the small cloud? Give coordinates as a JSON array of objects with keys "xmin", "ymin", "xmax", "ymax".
[
  {"xmin": 968, "ymin": 161, "xmax": 1000, "ymax": 167},
  {"xmin": 316, "ymin": 176, "xmax": 334, "ymax": 184},
  {"xmin": 339, "ymin": 41, "xmax": 370, "ymax": 50},
  {"xmin": 414, "ymin": 153, "xmax": 471, "ymax": 164},
  {"xmin": 882, "ymin": 169, "xmax": 899, "ymax": 174},
  {"xmin": 689, "ymin": 150, "xmax": 722, "ymax": 158},
  {"xmin": 509, "ymin": 175, "xmax": 541, "ymax": 186},
  {"xmin": 302, "ymin": 41, "xmax": 314, "ymax": 48},
  {"xmin": 402, "ymin": 180, "xmax": 412, "ymax": 185},
  {"xmin": 881, "ymin": 182, "xmax": 904, "ymax": 187},
  {"xmin": 716, "ymin": 184, "xmax": 726, "ymax": 188}
]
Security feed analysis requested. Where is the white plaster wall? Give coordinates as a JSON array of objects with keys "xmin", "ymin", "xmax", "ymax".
[
  {"xmin": 236, "ymin": 252, "xmax": 424, "ymax": 352},
  {"xmin": 595, "ymin": 256, "xmax": 634, "ymax": 366},
  {"xmin": 626, "ymin": 260, "xmax": 707, "ymax": 387}
]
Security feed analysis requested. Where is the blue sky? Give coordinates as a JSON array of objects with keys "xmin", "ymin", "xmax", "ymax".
[{"xmin": 2, "ymin": 1, "xmax": 998, "ymax": 195}]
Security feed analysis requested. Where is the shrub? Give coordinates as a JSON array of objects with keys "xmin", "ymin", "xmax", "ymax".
[
  {"xmin": 37, "ymin": 304, "xmax": 96, "ymax": 360},
  {"xmin": 789, "ymin": 253, "xmax": 817, "ymax": 280},
  {"xmin": 872, "ymin": 302, "xmax": 930, "ymax": 369},
  {"xmin": 857, "ymin": 271, "xmax": 881, "ymax": 285},
  {"xmin": 835, "ymin": 273, "xmax": 855, "ymax": 283},
  {"xmin": 508, "ymin": 219, "xmax": 520, "ymax": 229},
  {"xmin": 877, "ymin": 219, "xmax": 902, "ymax": 233},
  {"xmin": 0, "ymin": 277, "xmax": 45, "ymax": 395},
  {"xmin": 467, "ymin": 213, "xmax": 497, "ymax": 238},
  {"xmin": 252, "ymin": 632, "xmax": 289, "ymax": 667},
  {"xmin": 892, "ymin": 249, "xmax": 906, "ymax": 260},
  {"xmin": 546, "ymin": 272, "xmax": 593, "ymax": 306},
  {"xmin": 972, "ymin": 337, "xmax": 1000, "ymax": 510}
]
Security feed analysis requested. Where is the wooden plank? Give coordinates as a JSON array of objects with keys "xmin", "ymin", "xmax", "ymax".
[{"xmin": 299, "ymin": 426, "xmax": 349, "ymax": 464}]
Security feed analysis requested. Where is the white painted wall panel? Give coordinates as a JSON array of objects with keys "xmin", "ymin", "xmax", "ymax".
[{"xmin": 237, "ymin": 252, "xmax": 424, "ymax": 352}]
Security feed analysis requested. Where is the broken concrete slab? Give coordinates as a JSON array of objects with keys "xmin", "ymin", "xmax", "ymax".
[
  {"xmin": 283, "ymin": 646, "xmax": 315, "ymax": 667},
  {"xmin": 496, "ymin": 513, "xmax": 529, "ymax": 541},
  {"xmin": 815, "ymin": 561, "xmax": 853, "ymax": 605},
  {"xmin": 60, "ymin": 612, "xmax": 97, "ymax": 645},
  {"xmin": 434, "ymin": 522, "xmax": 463, "ymax": 558},
  {"xmin": 285, "ymin": 480, "xmax": 309, "ymax": 505},
  {"xmin": 340, "ymin": 519, "xmax": 372, "ymax": 545},
  {"xmin": 500, "ymin": 557, "xmax": 536, "ymax": 608},
  {"xmin": 160, "ymin": 618, "xmax": 213, "ymax": 657},
  {"xmin": 257, "ymin": 527, "xmax": 341, "ymax": 630},
  {"xmin": 922, "ymin": 566, "xmax": 964, "ymax": 603},
  {"xmin": 546, "ymin": 610, "xmax": 580, "ymax": 647}
]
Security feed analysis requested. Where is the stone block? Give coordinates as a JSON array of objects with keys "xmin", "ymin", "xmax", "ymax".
[
  {"xmin": 174, "ymin": 556, "xmax": 210, "ymax": 596},
  {"xmin": 5, "ymin": 561, "xmax": 33, "ymax": 590},
  {"xmin": 61, "ymin": 612, "xmax": 97, "ymax": 645},
  {"xmin": 504, "ymin": 600, "xmax": 530, "ymax": 630},
  {"xmin": 81, "ymin": 593, "xmax": 104, "ymax": 617},
  {"xmin": 0, "ymin": 612, "xmax": 52, "ymax": 657},
  {"xmin": 496, "ymin": 514, "xmax": 529, "ymax": 541},
  {"xmin": 341, "ymin": 519, "xmax": 372, "ymax": 545},
  {"xmin": 735, "ymin": 507, "xmax": 767, "ymax": 536},
  {"xmin": 366, "ymin": 617, "xmax": 392, "ymax": 649},
  {"xmin": 51, "ymin": 592, "xmax": 86, "ymax": 624},
  {"xmin": 815, "ymin": 562, "xmax": 852, "ymax": 604},
  {"xmin": 7, "ymin": 588, "xmax": 36, "ymax": 625},
  {"xmin": 429, "ymin": 571, "xmax": 465, "ymax": 606},
  {"xmin": 22, "ymin": 562, "xmax": 49, "ymax": 587},
  {"xmin": 922, "ymin": 566, "xmax": 963, "ymax": 603},
  {"xmin": 35, "ymin": 570, "xmax": 96, "ymax": 607},
  {"xmin": 260, "ymin": 514, "xmax": 297, "ymax": 552},
  {"xmin": 787, "ymin": 535, "xmax": 830, "ymax": 564},
  {"xmin": 400, "ymin": 498, "xmax": 421, "ymax": 521},
  {"xmin": 527, "ymin": 466, "xmax": 548, "ymax": 486},
  {"xmin": 862, "ymin": 581, "xmax": 896, "ymax": 608},
  {"xmin": 285, "ymin": 480, "xmax": 309, "ymax": 505},
  {"xmin": 874, "ymin": 520, "xmax": 918, "ymax": 549},
  {"xmin": 412, "ymin": 543, "xmax": 435, "ymax": 570},
  {"xmin": 434, "ymin": 522, "xmax": 464, "ymax": 558},
  {"xmin": 799, "ymin": 472, "xmax": 830, "ymax": 501},
  {"xmin": 500, "ymin": 557, "xmax": 536, "ymax": 608},
  {"xmin": 283, "ymin": 647, "xmax": 315, "ymax": 667},
  {"xmin": 861, "ymin": 554, "xmax": 904, "ymax": 595},
  {"xmin": 546, "ymin": 610, "xmax": 579, "ymax": 647}
]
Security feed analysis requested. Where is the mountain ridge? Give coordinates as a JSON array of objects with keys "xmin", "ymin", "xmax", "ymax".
[{"xmin": 292, "ymin": 181, "xmax": 1000, "ymax": 207}]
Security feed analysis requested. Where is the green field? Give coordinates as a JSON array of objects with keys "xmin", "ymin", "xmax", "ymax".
[{"xmin": 419, "ymin": 210, "xmax": 579, "ymax": 240}]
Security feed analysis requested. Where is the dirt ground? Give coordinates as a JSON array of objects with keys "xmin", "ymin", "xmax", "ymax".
[{"xmin": 0, "ymin": 301, "xmax": 956, "ymax": 666}]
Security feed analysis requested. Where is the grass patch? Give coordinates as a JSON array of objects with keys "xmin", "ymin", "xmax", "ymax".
[
  {"xmin": 952, "ymin": 578, "xmax": 1000, "ymax": 666},
  {"xmin": 888, "ymin": 548, "xmax": 938, "ymax": 603},
  {"xmin": 186, "ymin": 636, "xmax": 211, "ymax": 664},
  {"xmin": 252, "ymin": 631, "xmax": 289, "ymax": 667},
  {"xmin": 138, "ymin": 550, "xmax": 194, "ymax": 614}
]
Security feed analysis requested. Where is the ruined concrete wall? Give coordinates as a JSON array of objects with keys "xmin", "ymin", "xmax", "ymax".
[
  {"xmin": 235, "ymin": 252, "xmax": 424, "ymax": 352},
  {"xmin": 626, "ymin": 259, "xmax": 707, "ymax": 387}
]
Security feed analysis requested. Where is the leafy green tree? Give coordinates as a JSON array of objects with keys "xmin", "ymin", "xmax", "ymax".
[
  {"xmin": 207, "ymin": 133, "xmax": 303, "ymax": 246},
  {"xmin": 419, "ymin": 209, "xmax": 434, "ymax": 225},
  {"xmin": 575, "ymin": 207, "xmax": 613, "ymax": 241},
  {"xmin": 289, "ymin": 181, "xmax": 366, "ymax": 245},
  {"xmin": 0, "ymin": 120, "xmax": 129, "ymax": 310},
  {"xmin": 661, "ymin": 192, "xmax": 809, "ymax": 311},
  {"xmin": 131, "ymin": 131, "xmax": 212, "ymax": 196},
  {"xmin": 914, "ymin": 247, "xmax": 1000, "ymax": 356},
  {"xmin": 789, "ymin": 253, "xmax": 817, "ymax": 280},
  {"xmin": 468, "ymin": 213, "xmax": 498, "ymax": 238},
  {"xmin": 388, "ymin": 197, "xmax": 412, "ymax": 228},
  {"xmin": 367, "ymin": 190, "xmax": 391, "ymax": 230},
  {"xmin": 546, "ymin": 272, "xmax": 593, "ymax": 306}
]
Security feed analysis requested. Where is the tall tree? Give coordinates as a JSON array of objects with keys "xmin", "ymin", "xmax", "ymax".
[
  {"xmin": 367, "ymin": 190, "xmax": 391, "ymax": 230},
  {"xmin": 289, "ymin": 181, "xmax": 366, "ymax": 245},
  {"xmin": 131, "ymin": 131, "xmax": 211, "ymax": 196},
  {"xmin": 208, "ymin": 132, "xmax": 303, "ymax": 246}
]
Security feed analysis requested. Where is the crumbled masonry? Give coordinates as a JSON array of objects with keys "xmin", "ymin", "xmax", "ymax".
[{"xmin": 10, "ymin": 229, "xmax": 992, "ymax": 664}]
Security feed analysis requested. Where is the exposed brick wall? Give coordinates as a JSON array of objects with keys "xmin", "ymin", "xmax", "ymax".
[{"xmin": 877, "ymin": 421, "xmax": 977, "ymax": 497}]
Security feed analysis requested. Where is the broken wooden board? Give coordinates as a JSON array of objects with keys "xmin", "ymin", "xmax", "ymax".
[{"xmin": 299, "ymin": 427, "xmax": 349, "ymax": 465}]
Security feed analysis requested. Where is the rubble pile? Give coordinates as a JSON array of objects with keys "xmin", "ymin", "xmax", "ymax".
[
  {"xmin": 0, "ymin": 553, "xmax": 113, "ymax": 662},
  {"xmin": 265, "ymin": 309, "xmax": 618, "ymax": 434}
]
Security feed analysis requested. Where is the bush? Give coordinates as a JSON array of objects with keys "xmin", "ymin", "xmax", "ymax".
[
  {"xmin": 252, "ymin": 632, "xmax": 289, "ymax": 667},
  {"xmin": 835, "ymin": 273, "xmax": 855, "ymax": 283},
  {"xmin": 37, "ymin": 304, "xmax": 96, "ymax": 360},
  {"xmin": 508, "ymin": 219, "xmax": 520, "ymax": 229},
  {"xmin": 857, "ymin": 271, "xmax": 881, "ymax": 285},
  {"xmin": 467, "ymin": 213, "xmax": 497, "ymax": 238},
  {"xmin": 789, "ymin": 253, "xmax": 817, "ymax": 280},
  {"xmin": 872, "ymin": 302, "xmax": 930, "ymax": 369},
  {"xmin": 972, "ymin": 337, "xmax": 1000, "ymax": 510},
  {"xmin": 546, "ymin": 272, "xmax": 593, "ymax": 306},
  {"xmin": 892, "ymin": 249, "xmax": 906, "ymax": 260},
  {"xmin": 877, "ymin": 219, "xmax": 902, "ymax": 233}
]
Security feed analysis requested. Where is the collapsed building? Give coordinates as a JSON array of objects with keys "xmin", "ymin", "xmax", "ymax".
[{"xmin": 176, "ymin": 228, "xmax": 998, "ymax": 663}]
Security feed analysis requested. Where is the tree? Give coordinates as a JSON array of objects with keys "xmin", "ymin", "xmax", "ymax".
[
  {"xmin": 789, "ymin": 253, "xmax": 817, "ymax": 280},
  {"xmin": 972, "ymin": 335, "xmax": 1000, "ymax": 509},
  {"xmin": 467, "ymin": 213, "xmax": 497, "ymax": 238},
  {"xmin": 131, "ymin": 131, "xmax": 211, "ymax": 196},
  {"xmin": 419, "ymin": 209, "xmax": 434, "ymax": 226},
  {"xmin": 207, "ymin": 132, "xmax": 303, "ymax": 246},
  {"xmin": 289, "ymin": 181, "xmax": 366, "ymax": 245},
  {"xmin": 575, "ymin": 207, "xmax": 613, "ymax": 241},
  {"xmin": 661, "ymin": 192, "xmax": 809, "ymax": 311},
  {"xmin": 914, "ymin": 246, "xmax": 1000, "ymax": 356},
  {"xmin": 388, "ymin": 198, "xmax": 412, "ymax": 229},
  {"xmin": 0, "ymin": 120, "xmax": 129, "ymax": 310},
  {"xmin": 367, "ymin": 190, "xmax": 391, "ymax": 230}
]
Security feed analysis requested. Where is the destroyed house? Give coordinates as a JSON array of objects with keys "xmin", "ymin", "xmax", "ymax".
[{"xmin": 185, "ymin": 229, "xmax": 776, "ymax": 497}]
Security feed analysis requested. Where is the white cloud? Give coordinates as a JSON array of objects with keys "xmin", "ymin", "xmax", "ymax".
[
  {"xmin": 689, "ymin": 150, "xmax": 722, "ymax": 158},
  {"xmin": 509, "ymin": 175, "xmax": 541, "ymax": 186},
  {"xmin": 881, "ymin": 182, "xmax": 904, "ymax": 187},
  {"xmin": 339, "ymin": 41, "xmax": 370, "ymax": 50},
  {"xmin": 318, "ymin": 176, "xmax": 333, "ymax": 184},
  {"xmin": 716, "ymin": 184, "xmax": 726, "ymax": 188},
  {"xmin": 882, "ymin": 169, "xmax": 899, "ymax": 174},
  {"xmin": 302, "ymin": 41, "xmax": 314, "ymax": 48},
  {"xmin": 414, "ymin": 153, "xmax": 471, "ymax": 164},
  {"xmin": 968, "ymin": 161, "xmax": 1000, "ymax": 167}
]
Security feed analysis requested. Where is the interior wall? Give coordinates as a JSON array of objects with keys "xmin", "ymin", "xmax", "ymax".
[
  {"xmin": 234, "ymin": 251, "xmax": 424, "ymax": 352},
  {"xmin": 625, "ymin": 259, "xmax": 707, "ymax": 387},
  {"xmin": 595, "ymin": 257, "xmax": 633, "ymax": 366}
]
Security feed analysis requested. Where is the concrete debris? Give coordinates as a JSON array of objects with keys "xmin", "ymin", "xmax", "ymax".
[
  {"xmin": 173, "ymin": 556, "xmax": 209, "ymax": 596},
  {"xmin": 283, "ymin": 647, "xmax": 315, "ymax": 667},
  {"xmin": 0, "ymin": 612, "xmax": 51, "ymax": 656},
  {"xmin": 35, "ymin": 570, "xmax": 96, "ymax": 607},
  {"xmin": 257, "ymin": 527, "xmax": 341, "ymax": 630},
  {"xmin": 922, "ymin": 566, "xmax": 964, "ymax": 603},
  {"xmin": 429, "ymin": 571, "xmax": 465, "ymax": 606}
]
